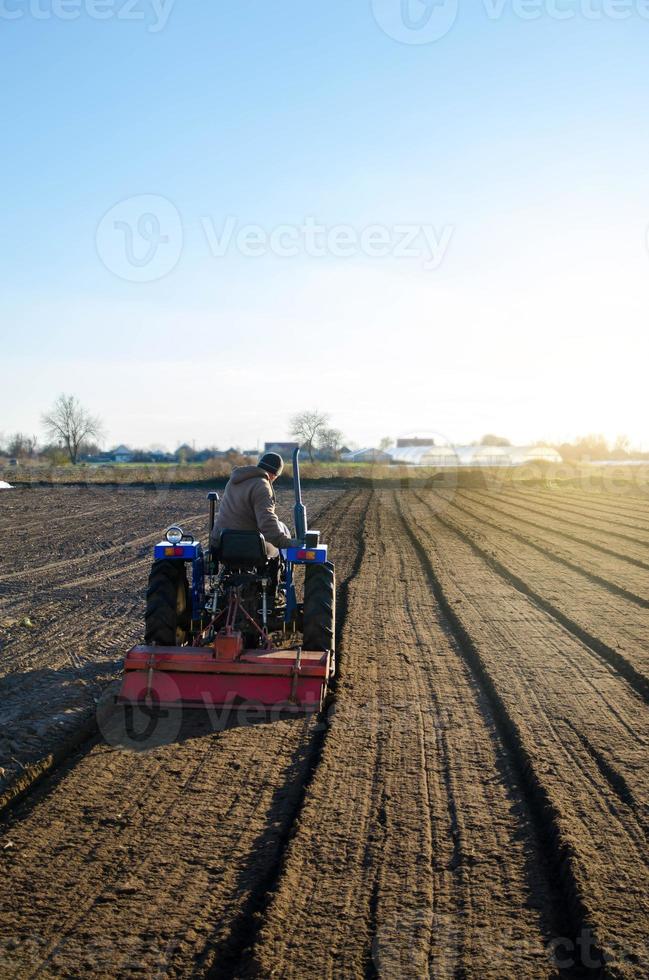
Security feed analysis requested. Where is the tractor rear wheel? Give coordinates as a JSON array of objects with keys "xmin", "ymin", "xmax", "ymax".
[
  {"xmin": 144, "ymin": 560, "xmax": 191, "ymax": 646},
  {"xmin": 303, "ymin": 561, "xmax": 335, "ymax": 652}
]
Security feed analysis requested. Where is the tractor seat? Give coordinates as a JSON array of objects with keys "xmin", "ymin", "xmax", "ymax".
[{"xmin": 216, "ymin": 529, "xmax": 268, "ymax": 569}]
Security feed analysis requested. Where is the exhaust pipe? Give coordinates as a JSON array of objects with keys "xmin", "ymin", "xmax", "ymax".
[
  {"xmin": 207, "ymin": 491, "xmax": 219, "ymax": 537},
  {"xmin": 293, "ymin": 447, "xmax": 307, "ymax": 541}
]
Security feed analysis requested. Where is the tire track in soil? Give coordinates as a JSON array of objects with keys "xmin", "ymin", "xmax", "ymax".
[
  {"xmin": 0, "ymin": 490, "xmax": 365, "ymax": 979},
  {"xmin": 0, "ymin": 496, "xmax": 213, "ymax": 796},
  {"xmin": 425, "ymin": 493, "xmax": 649, "ymax": 703},
  {"xmin": 460, "ymin": 491, "xmax": 649, "ymax": 573},
  {"xmin": 196, "ymin": 490, "xmax": 372, "ymax": 978},
  {"xmin": 488, "ymin": 490, "xmax": 649, "ymax": 547},
  {"xmin": 395, "ymin": 496, "xmax": 602, "ymax": 961},
  {"xmin": 417, "ymin": 492, "xmax": 649, "ymax": 819},
  {"xmin": 0, "ymin": 489, "xmax": 203, "ymax": 581},
  {"xmin": 497, "ymin": 490, "xmax": 649, "ymax": 536},
  {"xmin": 522, "ymin": 490, "xmax": 649, "ymax": 526},
  {"xmin": 442, "ymin": 492, "xmax": 649, "ymax": 610},
  {"xmin": 416, "ymin": 494, "xmax": 649, "ymax": 798},
  {"xmin": 241, "ymin": 492, "xmax": 559, "ymax": 980},
  {"xmin": 400, "ymin": 493, "xmax": 649, "ymax": 978},
  {"xmin": 0, "ymin": 518, "xmax": 206, "ymax": 585}
]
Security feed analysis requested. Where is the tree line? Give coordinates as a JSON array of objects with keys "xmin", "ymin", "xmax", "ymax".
[{"xmin": 2, "ymin": 396, "xmax": 646, "ymax": 465}]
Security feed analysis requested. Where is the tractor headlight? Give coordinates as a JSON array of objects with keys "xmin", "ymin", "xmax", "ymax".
[{"xmin": 165, "ymin": 525, "xmax": 183, "ymax": 545}]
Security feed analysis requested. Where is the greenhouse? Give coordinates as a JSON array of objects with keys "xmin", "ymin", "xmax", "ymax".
[{"xmin": 387, "ymin": 444, "xmax": 561, "ymax": 467}]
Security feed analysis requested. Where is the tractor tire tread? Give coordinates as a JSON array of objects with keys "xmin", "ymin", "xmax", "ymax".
[
  {"xmin": 144, "ymin": 559, "xmax": 190, "ymax": 646},
  {"xmin": 303, "ymin": 561, "xmax": 336, "ymax": 653}
]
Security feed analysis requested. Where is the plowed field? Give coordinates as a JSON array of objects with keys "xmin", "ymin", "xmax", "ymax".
[{"xmin": 1, "ymin": 485, "xmax": 648, "ymax": 978}]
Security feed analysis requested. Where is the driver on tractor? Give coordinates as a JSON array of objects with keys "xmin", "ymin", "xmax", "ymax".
[{"xmin": 211, "ymin": 453, "xmax": 293, "ymax": 581}]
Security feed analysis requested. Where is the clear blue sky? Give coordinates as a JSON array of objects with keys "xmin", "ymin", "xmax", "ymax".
[{"xmin": 2, "ymin": 1, "xmax": 648, "ymax": 450}]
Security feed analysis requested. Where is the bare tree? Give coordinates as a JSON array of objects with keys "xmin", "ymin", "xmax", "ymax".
[
  {"xmin": 7, "ymin": 433, "xmax": 38, "ymax": 458},
  {"xmin": 290, "ymin": 409, "xmax": 329, "ymax": 462},
  {"xmin": 42, "ymin": 394, "xmax": 104, "ymax": 464},
  {"xmin": 318, "ymin": 427, "xmax": 344, "ymax": 459},
  {"xmin": 378, "ymin": 436, "xmax": 394, "ymax": 451}
]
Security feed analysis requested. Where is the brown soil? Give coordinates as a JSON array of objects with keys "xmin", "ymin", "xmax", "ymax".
[
  {"xmin": 0, "ymin": 485, "xmax": 648, "ymax": 978},
  {"xmin": 0, "ymin": 487, "xmax": 340, "ymax": 789}
]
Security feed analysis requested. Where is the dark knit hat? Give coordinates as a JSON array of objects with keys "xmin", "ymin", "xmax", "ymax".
[{"xmin": 258, "ymin": 452, "xmax": 284, "ymax": 476}]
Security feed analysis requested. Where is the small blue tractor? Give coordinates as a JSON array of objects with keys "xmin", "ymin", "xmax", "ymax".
[{"xmin": 118, "ymin": 449, "xmax": 335, "ymax": 711}]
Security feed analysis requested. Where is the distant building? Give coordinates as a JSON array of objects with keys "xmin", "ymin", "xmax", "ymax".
[
  {"xmin": 192, "ymin": 449, "xmax": 237, "ymax": 463},
  {"xmin": 210, "ymin": 448, "xmax": 243, "ymax": 460},
  {"xmin": 341, "ymin": 448, "xmax": 392, "ymax": 464},
  {"xmin": 312, "ymin": 448, "xmax": 341, "ymax": 462},
  {"xmin": 387, "ymin": 444, "xmax": 562, "ymax": 467},
  {"xmin": 112, "ymin": 445, "xmax": 133, "ymax": 464},
  {"xmin": 389, "ymin": 445, "xmax": 458, "ymax": 466},
  {"xmin": 264, "ymin": 441, "xmax": 300, "ymax": 456},
  {"xmin": 507, "ymin": 446, "xmax": 563, "ymax": 466}
]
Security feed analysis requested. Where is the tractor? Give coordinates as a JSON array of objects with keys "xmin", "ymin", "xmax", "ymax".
[{"xmin": 117, "ymin": 449, "xmax": 335, "ymax": 712}]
